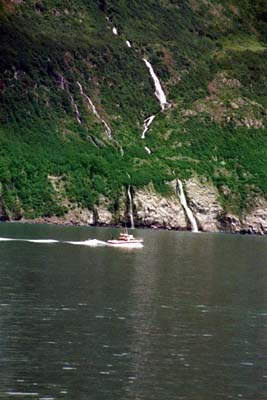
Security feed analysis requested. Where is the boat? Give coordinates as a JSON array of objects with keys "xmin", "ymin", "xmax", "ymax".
[{"xmin": 107, "ymin": 231, "xmax": 143, "ymax": 248}]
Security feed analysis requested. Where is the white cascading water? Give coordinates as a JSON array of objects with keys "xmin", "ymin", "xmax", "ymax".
[
  {"xmin": 141, "ymin": 59, "xmax": 170, "ymax": 139},
  {"xmin": 127, "ymin": 186, "xmax": 135, "ymax": 229},
  {"xmin": 77, "ymin": 81, "xmax": 112, "ymax": 138},
  {"xmin": 177, "ymin": 179, "xmax": 198, "ymax": 233},
  {"xmin": 141, "ymin": 115, "xmax": 156, "ymax": 139},
  {"xmin": 112, "ymin": 27, "xmax": 118, "ymax": 35},
  {"xmin": 126, "ymin": 40, "xmax": 131, "ymax": 48},
  {"xmin": 70, "ymin": 94, "xmax": 82, "ymax": 125},
  {"xmin": 145, "ymin": 146, "xmax": 151, "ymax": 155},
  {"xmin": 59, "ymin": 74, "xmax": 65, "ymax": 90},
  {"xmin": 143, "ymin": 58, "xmax": 169, "ymax": 111},
  {"xmin": 113, "ymin": 139, "xmax": 124, "ymax": 157},
  {"xmin": 59, "ymin": 75, "xmax": 81, "ymax": 124}
]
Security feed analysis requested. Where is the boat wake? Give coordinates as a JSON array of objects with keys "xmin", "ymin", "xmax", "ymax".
[
  {"xmin": 27, "ymin": 239, "xmax": 59, "ymax": 243},
  {"xmin": 66, "ymin": 239, "xmax": 107, "ymax": 247},
  {"xmin": 0, "ymin": 237, "xmax": 143, "ymax": 248},
  {"xmin": 0, "ymin": 237, "xmax": 59, "ymax": 243}
]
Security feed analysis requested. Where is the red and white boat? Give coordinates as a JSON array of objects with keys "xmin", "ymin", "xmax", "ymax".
[{"xmin": 107, "ymin": 231, "xmax": 143, "ymax": 248}]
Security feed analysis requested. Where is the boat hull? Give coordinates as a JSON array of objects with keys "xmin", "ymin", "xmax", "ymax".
[{"xmin": 107, "ymin": 240, "xmax": 143, "ymax": 248}]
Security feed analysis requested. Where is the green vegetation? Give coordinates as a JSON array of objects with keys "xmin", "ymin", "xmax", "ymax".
[
  {"xmin": 0, "ymin": 0, "xmax": 267, "ymax": 218},
  {"xmin": 223, "ymin": 34, "xmax": 267, "ymax": 52}
]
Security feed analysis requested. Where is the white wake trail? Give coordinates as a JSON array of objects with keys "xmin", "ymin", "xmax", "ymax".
[
  {"xmin": 27, "ymin": 239, "xmax": 59, "ymax": 243},
  {"xmin": 0, "ymin": 238, "xmax": 59, "ymax": 243},
  {"xmin": 0, "ymin": 237, "xmax": 112, "ymax": 247},
  {"xmin": 66, "ymin": 239, "xmax": 107, "ymax": 247},
  {"xmin": 0, "ymin": 237, "xmax": 144, "ymax": 249}
]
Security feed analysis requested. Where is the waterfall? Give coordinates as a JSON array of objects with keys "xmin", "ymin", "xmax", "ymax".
[
  {"xmin": 141, "ymin": 59, "xmax": 170, "ymax": 138},
  {"xmin": 141, "ymin": 115, "xmax": 156, "ymax": 139},
  {"xmin": 113, "ymin": 139, "xmax": 124, "ymax": 157},
  {"xmin": 126, "ymin": 40, "xmax": 132, "ymax": 48},
  {"xmin": 143, "ymin": 58, "xmax": 169, "ymax": 111},
  {"xmin": 70, "ymin": 94, "xmax": 82, "ymax": 125},
  {"xmin": 77, "ymin": 81, "xmax": 112, "ymax": 138},
  {"xmin": 59, "ymin": 74, "xmax": 66, "ymax": 90},
  {"xmin": 145, "ymin": 146, "xmax": 151, "ymax": 155},
  {"xmin": 177, "ymin": 179, "xmax": 198, "ymax": 232},
  {"xmin": 127, "ymin": 186, "xmax": 135, "ymax": 229},
  {"xmin": 112, "ymin": 27, "xmax": 118, "ymax": 35},
  {"xmin": 58, "ymin": 74, "xmax": 81, "ymax": 124}
]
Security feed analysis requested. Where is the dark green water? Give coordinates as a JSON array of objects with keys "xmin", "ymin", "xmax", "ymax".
[{"xmin": 0, "ymin": 223, "xmax": 266, "ymax": 400}]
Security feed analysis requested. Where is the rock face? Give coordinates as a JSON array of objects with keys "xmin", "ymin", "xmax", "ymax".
[
  {"xmin": 218, "ymin": 213, "xmax": 242, "ymax": 234},
  {"xmin": 134, "ymin": 183, "xmax": 187, "ymax": 229},
  {"xmin": 0, "ymin": 198, "xmax": 9, "ymax": 221},
  {"xmin": 95, "ymin": 208, "xmax": 113, "ymax": 226},
  {"xmin": 185, "ymin": 177, "xmax": 223, "ymax": 232},
  {"xmin": 63, "ymin": 207, "xmax": 94, "ymax": 225},
  {"xmin": 20, "ymin": 206, "xmax": 94, "ymax": 226},
  {"xmin": 2, "ymin": 176, "xmax": 267, "ymax": 235},
  {"xmin": 132, "ymin": 179, "xmax": 267, "ymax": 234},
  {"xmin": 241, "ymin": 198, "xmax": 267, "ymax": 234},
  {"xmin": 94, "ymin": 195, "xmax": 115, "ymax": 226}
]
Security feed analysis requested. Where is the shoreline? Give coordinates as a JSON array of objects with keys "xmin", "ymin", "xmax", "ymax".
[{"xmin": 1, "ymin": 217, "xmax": 265, "ymax": 237}]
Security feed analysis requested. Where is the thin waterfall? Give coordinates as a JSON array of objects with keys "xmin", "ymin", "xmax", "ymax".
[
  {"xmin": 127, "ymin": 186, "xmax": 135, "ymax": 229},
  {"xmin": 143, "ymin": 58, "xmax": 169, "ymax": 111},
  {"xmin": 70, "ymin": 94, "xmax": 82, "ymax": 125},
  {"xmin": 141, "ymin": 59, "xmax": 170, "ymax": 138},
  {"xmin": 113, "ymin": 139, "xmax": 124, "ymax": 157},
  {"xmin": 58, "ymin": 74, "xmax": 81, "ymax": 124},
  {"xmin": 77, "ymin": 81, "xmax": 112, "ymax": 138},
  {"xmin": 177, "ymin": 179, "xmax": 198, "ymax": 232},
  {"xmin": 112, "ymin": 27, "xmax": 118, "ymax": 35},
  {"xmin": 145, "ymin": 146, "xmax": 151, "ymax": 155},
  {"xmin": 59, "ymin": 74, "xmax": 66, "ymax": 90},
  {"xmin": 141, "ymin": 115, "xmax": 156, "ymax": 139},
  {"xmin": 126, "ymin": 40, "xmax": 132, "ymax": 48}
]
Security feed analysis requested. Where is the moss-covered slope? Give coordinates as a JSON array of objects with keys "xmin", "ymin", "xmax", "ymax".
[{"xmin": 0, "ymin": 0, "xmax": 267, "ymax": 219}]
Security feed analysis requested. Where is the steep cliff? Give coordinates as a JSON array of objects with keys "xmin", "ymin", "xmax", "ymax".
[
  {"xmin": 17, "ymin": 177, "xmax": 267, "ymax": 235},
  {"xmin": 1, "ymin": 0, "xmax": 267, "ymax": 232}
]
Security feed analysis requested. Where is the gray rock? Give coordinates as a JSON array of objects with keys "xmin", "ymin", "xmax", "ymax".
[
  {"xmin": 134, "ymin": 184, "xmax": 187, "ymax": 229},
  {"xmin": 185, "ymin": 177, "xmax": 223, "ymax": 232},
  {"xmin": 95, "ymin": 195, "xmax": 113, "ymax": 225},
  {"xmin": 242, "ymin": 198, "xmax": 267, "ymax": 234}
]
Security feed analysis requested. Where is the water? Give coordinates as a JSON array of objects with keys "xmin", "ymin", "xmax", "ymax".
[
  {"xmin": 0, "ymin": 223, "xmax": 266, "ymax": 400},
  {"xmin": 127, "ymin": 186, "xmax": 135, "ymax": 229},
  {"xmin": 177, "ymin": 179, "xmax": 198, "ymax": 233},
  {"xmin": 77, "ymin": 82, "xmax": 112, "ymax": 138},
  {"xmin": 142, "ymin": 115, "xmax": 156, "ymax": 139},
  {"xmin": 143, "ymin": 59, "xmax": 169, "ymax": 111}
]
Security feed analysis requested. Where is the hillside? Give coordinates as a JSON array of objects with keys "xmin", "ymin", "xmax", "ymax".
[{"xmin": 1, "ymin": 0, "xmax": 267, "ymax": 232}]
